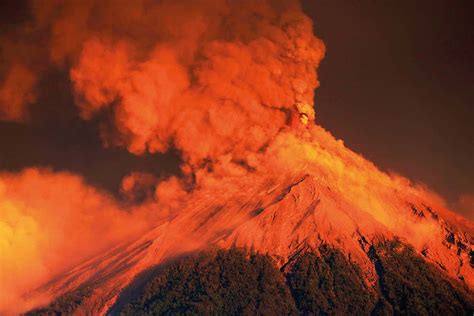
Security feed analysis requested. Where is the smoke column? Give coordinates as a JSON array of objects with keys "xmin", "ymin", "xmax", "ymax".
[
  {"xmin": 0, "ymin": 0, "xmax": 325, "ymax": 312},
  {"xmin": 0, "ymin": 0, "xmax": 324, "ymax": 166},
  {"xmin": 0, "ymin": 0, "xmax": 471, "ymax": 314}
]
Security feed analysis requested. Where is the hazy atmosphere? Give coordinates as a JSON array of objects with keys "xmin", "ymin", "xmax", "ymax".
[
  {"xmin": 0, "ymin": 1, "xmax": 472, "ymax": 314},
  {"xmin": 1, "ymin": 0, "xmax": 472, "ymax": 219}
]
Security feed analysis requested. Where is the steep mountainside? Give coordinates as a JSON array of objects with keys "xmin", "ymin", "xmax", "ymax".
[
  {"xmin": 29, "ymin": 246, "xmax": 473, "ymax": 315},
  {"xmin": 25, "ymin": 127, "xmax": 473, "ymax": 315},
  {"xmin": 2, "ymin": 1, "xmax": 472, "ymax": 314}
]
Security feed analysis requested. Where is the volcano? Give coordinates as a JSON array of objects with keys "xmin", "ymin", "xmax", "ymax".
[
  {"xmin": 0, "ymin": 0, "xmax": 473, "ymax": 314},
  {"xmin": 24, "ymin": 127, "xmax": 474, "ymax": 314}
]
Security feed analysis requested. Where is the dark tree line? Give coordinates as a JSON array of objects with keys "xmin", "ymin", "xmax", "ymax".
[
  {"xmin": 121, "ymin": 248, "xmax": 297, "ymax": 315},
  {"xmin": 286, "ymin": 245, "xmax": 377, "ymax": 315},
  {"xmin": 27, "ymin": 243, "xmax": 474, "ymax": 315},
  {"xmin": 371, "ymin": 240, "xmax": 473, "ymax": 315}
]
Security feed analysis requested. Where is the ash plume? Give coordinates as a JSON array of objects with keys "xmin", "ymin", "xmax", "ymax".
[
  {"xmin": 0, "ymin": 0, "xmax": 325, "ymax": 168},
  {"xmin": 0, "ymin": 0, "xmax": 472, "ymax": 314},
  {"xmin": 0, "ymin": 0, "xmax": 324, "ymax": 312}
]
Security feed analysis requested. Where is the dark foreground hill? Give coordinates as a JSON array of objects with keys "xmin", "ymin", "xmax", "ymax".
[
  {"xmin": 22, "ymin": 128, "xmax": 474, "ymax": 315},
  {"xmin": 29, "ymin": 242, "xmax": 473, "ymax": 315}
]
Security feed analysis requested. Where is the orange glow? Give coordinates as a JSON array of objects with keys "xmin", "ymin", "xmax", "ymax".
[
  {"xmin": 0, "ymin": 169, "xmax": 159, "ymax": 312},
  {"xmin": 0, "ymin": 0, "xmax": 472, "ymax": 314},
  {"xmin": 0, "ymin": 64, "xmax": 37, "ymax": 122}
]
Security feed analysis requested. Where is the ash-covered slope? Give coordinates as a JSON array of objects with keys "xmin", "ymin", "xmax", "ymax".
[
  {"xmin": 26, "ymin": 126, "xmax": 474, "ymax": 315},
  {"xmin": 2, "ymin": 0, "xmax": 472, "ymax": 314}
]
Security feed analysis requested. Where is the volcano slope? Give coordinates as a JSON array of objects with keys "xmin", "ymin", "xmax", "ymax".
[
  {"xmin": 26, "ymin": 126, "xmax": 473, "ymax": 315},
  {"xmin": 1, "ymin": 0, "xmax": 472, "ymax": 314}
]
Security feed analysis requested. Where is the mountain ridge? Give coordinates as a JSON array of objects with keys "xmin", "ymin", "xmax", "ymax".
[{"xmin": 25, "ymin": 127, "xmax": 473, "ymax": 315}]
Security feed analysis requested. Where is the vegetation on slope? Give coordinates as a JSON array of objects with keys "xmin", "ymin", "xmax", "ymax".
[
  {"xmin": 26, "ymin": 286, "xmax": 92, "ymax": 316},
  {"xmin": 286, "ymin": 245, "xmax": 377, "ymax": 315},
  {"xmin": 371, "ymin": 239, "xmax": 473, "ymax": 315},
  {"xmin": 27, "ymin": 242, "xmax": 473, "ymax": 315},
  {"xmin": 121, "ymin": 248, "xmax": 297, "ymax": 315}
]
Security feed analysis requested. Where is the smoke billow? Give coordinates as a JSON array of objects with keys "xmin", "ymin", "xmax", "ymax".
[
  {"xmin": 1, "ymin": 0, "xmax": 471, "ymax": 314},
  {"xmin": 1, "ymin": 0, "xmax": 325, "ymax": 167},
  {"xmin": 0, "ymin": 168, "xmax": 155, "ymax": 311},
  {"xmin": 0, "ymin": 64, "xmax": 37, "ymax": 121},
  {"xmin": 0, "ymin": 0, "xmax": 324, "ymax": 312}
]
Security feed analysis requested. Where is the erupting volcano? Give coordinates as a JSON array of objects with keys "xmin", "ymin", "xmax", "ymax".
[{"xmin": 0, "ymin": 0, "xmax": 472, "ymax": 315}]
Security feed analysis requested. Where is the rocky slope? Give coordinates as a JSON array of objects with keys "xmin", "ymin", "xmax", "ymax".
[{"xmin": 26, "ymin": 127, "xmax": 474, "ymax": 315}]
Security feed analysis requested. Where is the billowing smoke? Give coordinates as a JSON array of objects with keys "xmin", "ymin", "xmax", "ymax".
[
  {"xmin": 0, "ymin": 0, "xmax": 324, "ymax": 312},
  {"xmin": 0, "ymin": 168, "xmax": 153, "ymax": 311},
  {"xmin": 0, "ymin": 0, "xmax": 325, "ymax": 168},
  {"xmin": 0, "ymin": 167, "xmax": 190, "ymax": 313},
  {"xmin": 1, "ymin": 0, "xmax": 471, "ymax": 314},
  {"xmin": 0, "ymin": 64, "xmax": 37, "ymax": 121}
]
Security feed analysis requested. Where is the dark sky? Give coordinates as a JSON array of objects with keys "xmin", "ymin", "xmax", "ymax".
[
  {"xmin": 303, "ymin": 0, "xmax": 474, "ymax": 211},
  {"xmin": 0, "ymin": 70, "xmax": 182, "ymax": 193},
  {"xmin": 0, "ymin": 1, "xmax": 472, "ymax": 216}
]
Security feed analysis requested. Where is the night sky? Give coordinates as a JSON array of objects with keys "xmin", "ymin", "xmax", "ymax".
[
  {"xmin": 304, "ymin": 0, "xmax": 473, "ymax": 215},
  {"xmin": 0, "ymin": 1, "xmax": 472, "ymax": 216}
]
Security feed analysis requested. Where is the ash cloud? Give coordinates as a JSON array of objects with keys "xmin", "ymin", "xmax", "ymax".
[
  {"xmin": 0, "ymin": 0, "xmax": 325, "ymax": 169},
  {"xmin": 2, "ymin": 1, "xmax": 470, "ymax": 314},
  {"xmin": 0, "ymin": 0, "xmax": 325, "ymax": 312}
]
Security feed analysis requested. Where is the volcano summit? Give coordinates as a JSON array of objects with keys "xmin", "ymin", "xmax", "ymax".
[
  {"xmin": 23, "ymin": 127, "xmax": 474, "ymax": 315},
  {"xmin": 0, "ymin": 0, "xmax": 472, "ymax": 315}
]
